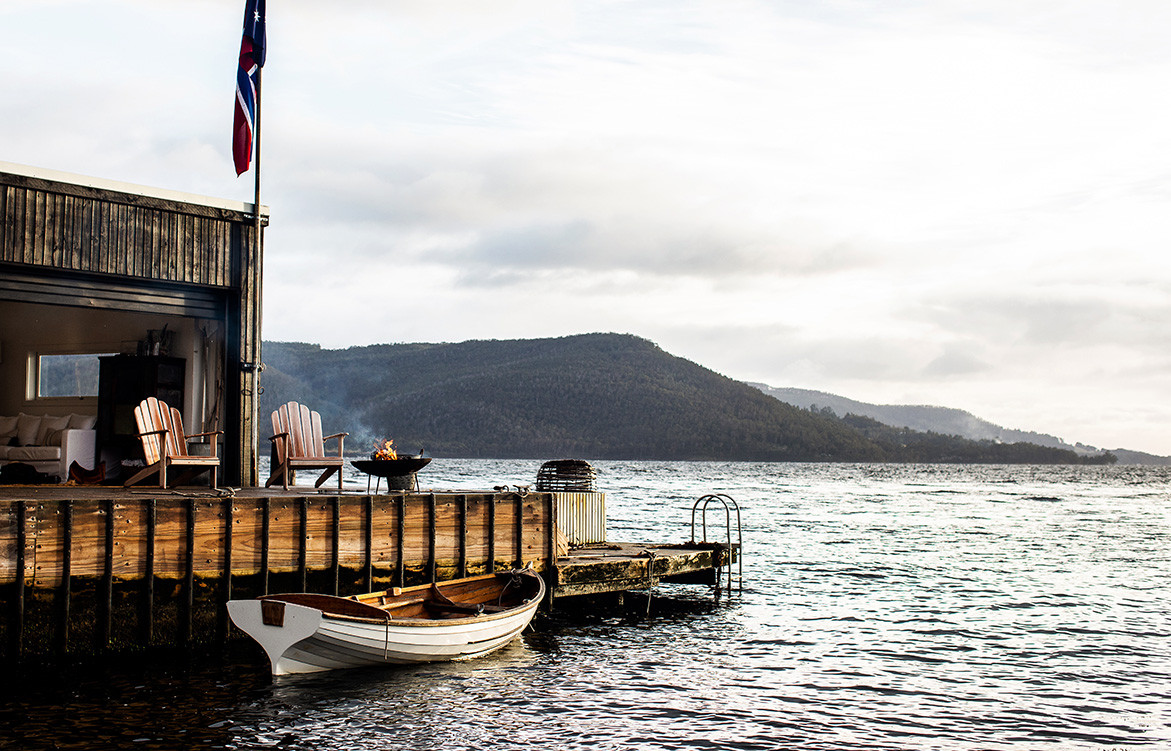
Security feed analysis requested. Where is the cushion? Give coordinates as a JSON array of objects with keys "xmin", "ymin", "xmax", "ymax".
[
  {"xmin": 43, "ymin": 428, "xmax": 65, "ymax": 447},
  {"xmin": 16, "ymin": 414, "xmax": 42, "ymax": 446},
  {"xmin": 36, "ymin": 415, "xmax": 71, "ymax": 446},
  {"xmin": 6, "ymin": 445, "xmax": 61, "ymax": 462},
  {"xmin": 0, "ymin": 415, "xmax": 17, "ymax": 442},
  {"xmin": 67, "ymin": 413, "xmax": 98, "ymax": 430}
]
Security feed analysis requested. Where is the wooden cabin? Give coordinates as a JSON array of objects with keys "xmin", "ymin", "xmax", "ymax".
[{"xmin": 0, "ymin": 162, "xmax": 266, "ymax": 486}]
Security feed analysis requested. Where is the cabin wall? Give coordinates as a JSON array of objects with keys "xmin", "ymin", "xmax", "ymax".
[
  {"xmin": 0, "ymin": 166, "xmax": 264, "ymax": 485},
  {"xmin": 0, "ymin": 173, "xmax": 241, "ymax": 286}
]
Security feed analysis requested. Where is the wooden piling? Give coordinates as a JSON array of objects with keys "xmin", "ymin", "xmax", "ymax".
[
  {"xmin": 363, "ymin": 496, "xmax": 373, "ymax": 592},
  {"xmin": 260, "ymin": 497, "xmax": 270, "ymax": 594},
  {"xmin": 297, "ymin": 497, "xmax": 308, "ymax": 592},
  {"xmin": 458, "ymin": 494, "xmax": 468, "ymax": 579},
  {"xmin": 514, "ymin": 494, "xmax": 524, "ymax": 568},
  {"xmin": 487, "ymin": 497, "xmax": 496, "ymax": 573},
  {"xmin": 330, "ymin": 497, "xmax": 340, "ymax": 596},
  {"xmin": 427, "ymin": 494, "xmax": 437, "ymax": 583},
  {"xmin": 57, "ymin": 499, "xmax": 72, "ymax": 654},
  {"xmin": 0, "ymin": 489, "xmax": 564, "ymax": 659},
  {"xmin": 143, "ymin": 499, "xmax": 155, "ymax": 645},
  {"xmin": 12, "ymin": 500, "xmax": 26, "ymax": 658},
  {"xmin": 182, "ymin": 498, "xmax": 194, "ymax": 645},
  {"xmin": 395, "ymin": 495, "xmax": 406, "ymax": 589},
  {"xmin": 101, "ymin": 497, "xmax": 114, "ymax": 649},
  {"xmin": 545, "ymin": 494, "xmax": 557, "ymax": 608},
  {"xmin": 217, "ymin": 496, "xmax": 233, "ymax": 643}
]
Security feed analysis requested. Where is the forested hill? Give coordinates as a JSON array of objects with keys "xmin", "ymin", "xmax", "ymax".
[{"xmin": 259, "ymin": 334, "xmax": 1112, "ymax": 464}]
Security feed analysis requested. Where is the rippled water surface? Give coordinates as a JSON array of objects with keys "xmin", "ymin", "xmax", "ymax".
[{"xmin": 3, "ymin": 462, "xmax": 1169, "ymax": 750}]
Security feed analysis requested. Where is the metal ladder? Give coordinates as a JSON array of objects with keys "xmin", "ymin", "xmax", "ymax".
[{"xmin": 689, "ymin": 493, "xmax": 743, "ymax": 595}]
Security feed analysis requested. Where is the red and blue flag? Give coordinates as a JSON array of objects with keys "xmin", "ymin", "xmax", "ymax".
[{"xmin": 233, "ymin": 0, "xmax": 266, "ymax": 175}]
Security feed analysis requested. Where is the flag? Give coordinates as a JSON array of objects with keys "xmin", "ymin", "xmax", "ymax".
[{"xmin": 233, "ymin": 0, "xmax": 266, "ymax": 176}]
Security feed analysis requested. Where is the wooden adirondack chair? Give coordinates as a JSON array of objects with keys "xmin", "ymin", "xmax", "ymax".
[
  {"xmin": 265, "ymin": 401, "xmax": 348, "ymax": 491},
  {"xmin": 124, "ymin": 397, "xmax": 222, "ymax": 488}
]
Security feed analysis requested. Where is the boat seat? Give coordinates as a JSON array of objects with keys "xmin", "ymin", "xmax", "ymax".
[{"xmin": 424, "ymin": 600, "xmax": 485, "ymax": 616}]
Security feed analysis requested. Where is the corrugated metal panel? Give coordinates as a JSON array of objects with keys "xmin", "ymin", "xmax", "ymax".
[
  {"xmin": 553, "ymin": 492, "xmax": 606, "ymax": 545},
  {"xmin": 0, "ymin": 267, "xmax": 224, "ymax": 318}
]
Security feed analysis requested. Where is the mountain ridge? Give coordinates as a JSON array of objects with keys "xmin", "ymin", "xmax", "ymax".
[{"xmin": 257, "ymin": 333, "xmax": 1132, "ymax": 464}]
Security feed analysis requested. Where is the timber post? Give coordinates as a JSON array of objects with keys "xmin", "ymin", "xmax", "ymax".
[{"xmin": 1, "ymin": 490, "xmax": 561, "ymax": 659}]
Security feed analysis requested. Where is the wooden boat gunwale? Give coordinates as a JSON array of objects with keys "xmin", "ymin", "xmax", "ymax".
[
  {"xmin": 228, "ymin": 569, "xmax": 545, "ymax": 674},
  {"xmin": 254, "ymin": 570, "xmax": 541, "ymax": 627}
]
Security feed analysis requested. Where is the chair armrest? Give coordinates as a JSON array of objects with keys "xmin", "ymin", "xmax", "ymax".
[
  {"xmin": 324, "ymin": 432, "xmax": 347, "ymax": 458},
  {"xmin": 268, "ymin": 431, "xmax": 290, "ymax": 443},
  {"xmin": 184, "ymin": 430, "xmax": 223, "ymax": 458},
  {"xmin": 137, "ymin": 428, "xmax": 169, "ymax": 438}
]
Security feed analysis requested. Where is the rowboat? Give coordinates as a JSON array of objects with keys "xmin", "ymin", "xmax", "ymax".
[{"xmin": 227, "ymin": 569, "xmax": 545, "ymax": 675}]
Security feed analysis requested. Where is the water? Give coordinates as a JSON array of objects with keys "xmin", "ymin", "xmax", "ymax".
[{"xmin": 3, "ymin": 462, "xmax": 1169, "ymax": 750}]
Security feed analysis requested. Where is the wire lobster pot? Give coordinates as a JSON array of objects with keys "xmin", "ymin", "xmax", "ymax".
[{"xmin": 535, "ymin": 459, "xmax": 597, "ymax": 493}]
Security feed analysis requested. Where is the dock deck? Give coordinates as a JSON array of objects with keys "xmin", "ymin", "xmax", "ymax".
[
  {"xmin": 0, "ymin": 483, "xmax": 735, "ymax": 658},
  {"xmin": 555, "ymin": 541, "xmax": 737, "ymax": 598}
]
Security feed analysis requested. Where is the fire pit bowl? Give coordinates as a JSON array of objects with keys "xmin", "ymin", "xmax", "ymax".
[{"xmin": 352, "ymin": 457, "xmax": 432, "ymax": 492}]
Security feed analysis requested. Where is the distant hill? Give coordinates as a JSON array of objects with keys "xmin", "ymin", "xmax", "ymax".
[
  {"xmin": 751, "ymin": 385, "xmax": 1164, "ymax": 465},
  {"xmin": 259, "ymin": 334, "xmax": 1114, "ymax": 464},
  {"xmin": 750, "ymin": 385, "xmax": 1069, "ymax": 446},
  {"xmin": 261, "ymin": 335, "xmax": 881, "ymax": 461},
  {"xmin": 1110, "ymin": 448, "xmax": 1171, "ymax": 466}
]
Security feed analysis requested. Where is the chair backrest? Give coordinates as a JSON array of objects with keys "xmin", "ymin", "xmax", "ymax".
[
  {"xmin": 271, "ymin": 401, "xmax": 327, "ymax": 461},
  {"xmin": 134, "ymin": 396, "xmax": 189, "ymax": 463}
]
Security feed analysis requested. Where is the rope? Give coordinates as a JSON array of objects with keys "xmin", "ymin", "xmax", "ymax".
[
  {"xmin": 642, "ymin": 549, "xmax": 658, "ymax": 615},
  {"xmin": 128, "ymin": 486, "xmax": 238, "ymax": 499}
]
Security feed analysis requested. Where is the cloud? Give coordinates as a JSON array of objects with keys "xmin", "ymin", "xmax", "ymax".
[{"xmin": 5, "ymin": 0, "xmax": 1171, "ymax": 453}]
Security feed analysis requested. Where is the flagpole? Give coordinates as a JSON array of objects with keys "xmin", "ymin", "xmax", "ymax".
[{"xmin": 250, "ymin": 66, "xmax": 263, "ymax": 485}]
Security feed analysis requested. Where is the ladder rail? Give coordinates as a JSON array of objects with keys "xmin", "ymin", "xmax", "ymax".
[{"xmin": 688, "ymin": 493, "xmax": 743, "ymax": 594}]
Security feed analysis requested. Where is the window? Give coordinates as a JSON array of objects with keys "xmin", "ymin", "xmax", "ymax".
[{"xmin": 35, "ymin": 353, "xmax": 116, "ymax": 398}]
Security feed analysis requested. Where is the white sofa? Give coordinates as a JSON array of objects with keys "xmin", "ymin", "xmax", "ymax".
[{"xmin": 0, "ymin": 413, "xmax": 97, "ymax": 482}]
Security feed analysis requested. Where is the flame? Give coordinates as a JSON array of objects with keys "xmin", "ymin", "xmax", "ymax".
[{"xmin": 373, "ymin": 439, "xmax": 398, "ymax": 460}]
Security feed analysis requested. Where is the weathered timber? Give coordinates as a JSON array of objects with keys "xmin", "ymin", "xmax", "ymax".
[
  {"xmin": 1, "ymin": 171, "xmax": 251, "ymax": 285},
  {"xmin": 0, "ymin": 487, "xmax": 558, "ymax": 658},
  {"xmin": 553, "ymin": 542, "xmax": 737, "ymax": 599},
  {"xmin": 0, "ymin": 164, "xmax": 267, "ymax": 486},
  {"xmin": 0, "ymin": 485, "xmax": 738, "ymax": 660}
]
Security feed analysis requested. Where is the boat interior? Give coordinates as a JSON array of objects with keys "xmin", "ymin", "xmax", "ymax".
[{"xmin": 259, "ymin": 571, "xmax": 542, "ymax": 621}]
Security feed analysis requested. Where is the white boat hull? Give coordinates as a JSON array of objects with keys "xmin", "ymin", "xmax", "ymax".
[{"xmin": 228, "ymin": 572, "xmax": 544, "ymax": 676}]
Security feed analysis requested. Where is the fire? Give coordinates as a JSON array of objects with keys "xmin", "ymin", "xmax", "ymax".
[{"xmin": 373, "ymin": 439, "xmax": 398, "ymax": 460}]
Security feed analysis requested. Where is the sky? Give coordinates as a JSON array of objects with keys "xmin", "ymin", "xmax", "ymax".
[{"xmin": 3, "ymin": 1, "xmax": 1170, "ymax": 455}]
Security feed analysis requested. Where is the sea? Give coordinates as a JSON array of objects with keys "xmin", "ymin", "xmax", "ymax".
[{"xmin": 2, "ymin": 461, "xmax": 1169, "ymax": 750}]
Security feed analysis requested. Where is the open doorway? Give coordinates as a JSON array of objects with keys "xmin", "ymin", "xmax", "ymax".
[{"xmin": 0, "ymin": 300, "xmax": 228, "ymax": 483}]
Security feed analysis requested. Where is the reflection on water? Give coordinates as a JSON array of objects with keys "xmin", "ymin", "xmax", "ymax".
[{"xmin": 2, "ymin": 462, "xmax": 1169, "ymax": 750}]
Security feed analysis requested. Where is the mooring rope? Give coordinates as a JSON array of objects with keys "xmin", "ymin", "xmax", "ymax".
[
  {"xmin": 129, "ymin": 486, "xmax": 239, "ymax": 499},
  {"xmin": 642, "ymin": 549, "xmax": 658, "ymax": 615}
]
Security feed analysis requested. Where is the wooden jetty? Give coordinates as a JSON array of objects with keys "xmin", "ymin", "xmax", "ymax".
[
  {"xmin": 0, "ymin": 485, "xmax": 736, "ymax": 660},
  {"xmin": 0, "ymin": 164, "xmax": 739, "ymax": 664}
]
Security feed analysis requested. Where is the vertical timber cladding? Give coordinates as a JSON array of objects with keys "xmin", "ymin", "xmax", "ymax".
[
  {"xmin": 0, "ymin": 494, "xmax": 556, "ymax": 586},
  {"xmin": 0, "ymin": 164, "xmax": 266, "ymax": 486},
  {"xmin": 0, "ymin": 492, "xmax": 557, "ymax": 655}
]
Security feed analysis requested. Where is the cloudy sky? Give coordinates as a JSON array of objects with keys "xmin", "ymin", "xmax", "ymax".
[{"xmin": 4, "ymin": 1, "xmax": 1170, "ymax": 454}]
